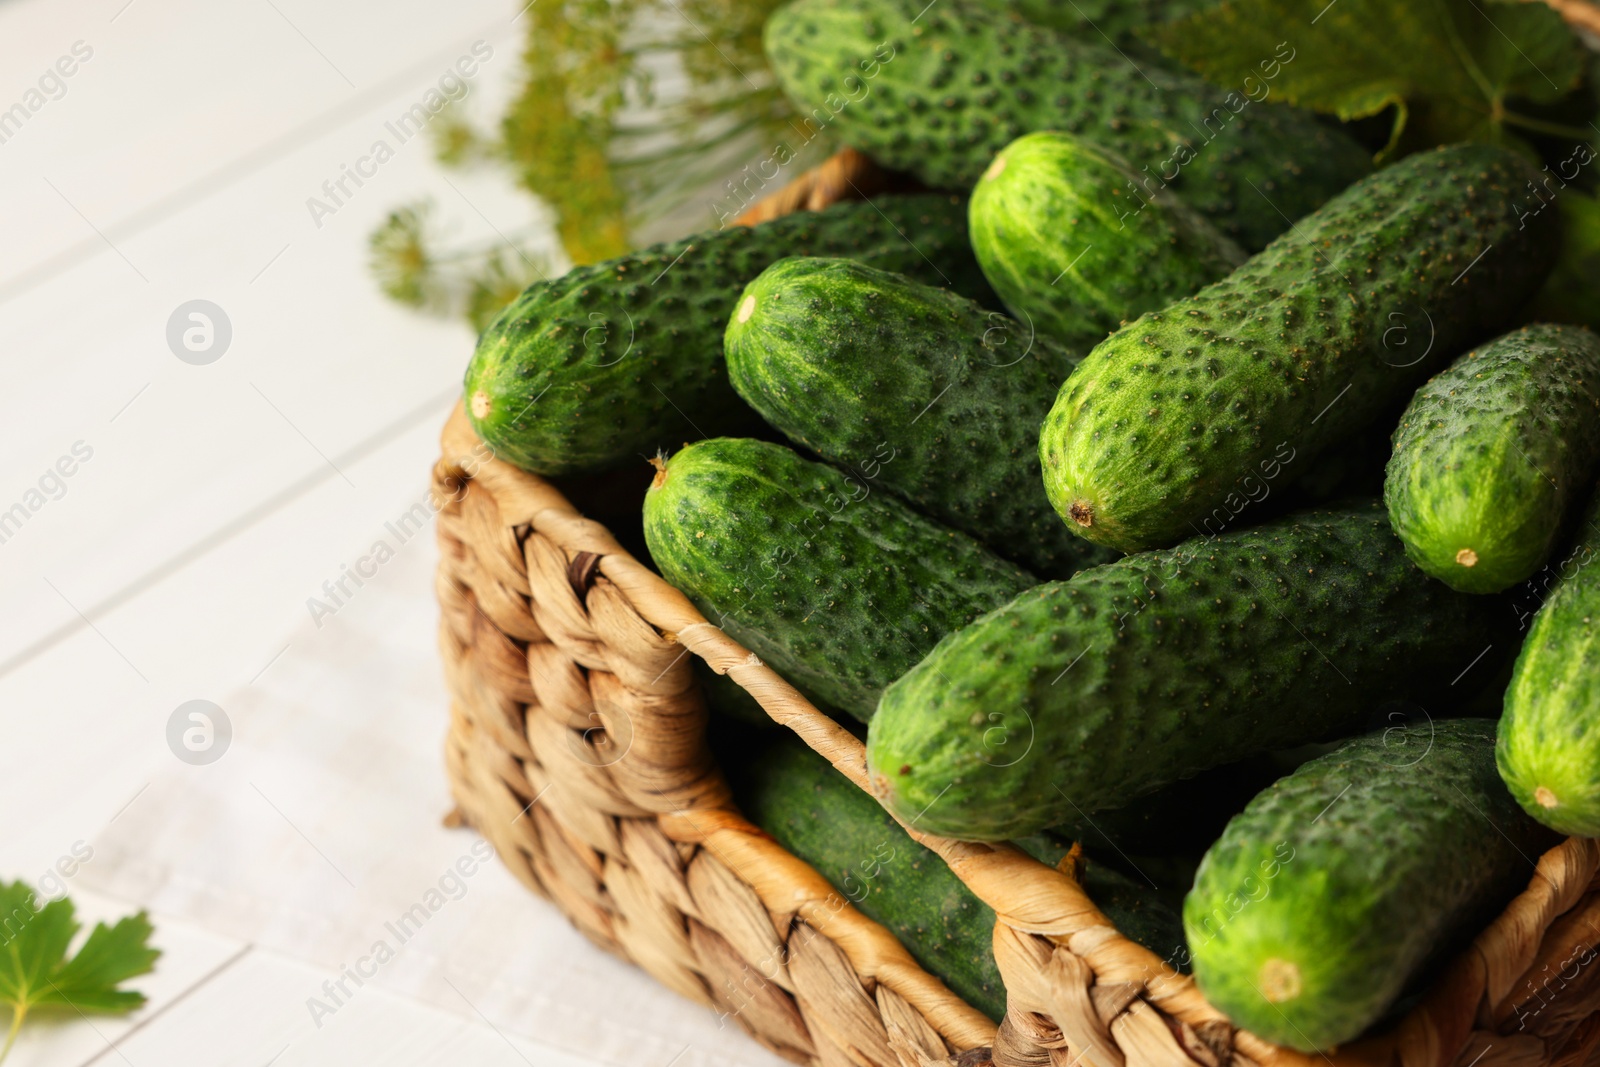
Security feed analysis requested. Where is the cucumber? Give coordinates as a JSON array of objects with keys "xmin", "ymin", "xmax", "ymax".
[
  {"xmin": 643, "ymin": 437, "xmax": 1033, "ymax": 722},
  {"xmin": 998, "ymin": 0, "xmax": 1214, "ymax": 45},
  {"xmin": 1498, "ymin": 487, "xmax": 1600, "ymax": 835},
  {"xmin": 1186, "ymin": 719, "xmax": 1560, "ymax": 1052},
  {"xmin": 1041, "ymin": 143, "xmax": 1559, "ymax": 553},
  {"xmin": 968, "ymin": 133, "xmax": 1245, "ymax": 349},
  {"xmin": 864, "ymin": 503, "xmax": 1510, "ymax": 840},
  {"xmin": 1386, "ymin": 324, "xmax": 1600, "ymax": 594},
  {"xmin": 725, "ymin": 731, "xmax": 1185, "ymax": 1020},
  {"xmin": 762, "ymin": 0, "xmax": 1371, "ymax": 250},
  {"xmin": 725, "ymin": 256, "xmax": 1116, "ymax": 578},
  {"xmin": 466, "ymin": 194, "xmax": 992, "ymax": 475}
]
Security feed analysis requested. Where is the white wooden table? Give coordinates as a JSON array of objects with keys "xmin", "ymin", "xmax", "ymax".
[{"xmin": 0, "ymin": 2, "xmax": 784, "ymax": 1063}]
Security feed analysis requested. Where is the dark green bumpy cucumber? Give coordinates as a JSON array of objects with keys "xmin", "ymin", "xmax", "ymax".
[
  {"xmin": 996, "ymin": 0, "xmax": 1213, "ymax": 47},
  {"xmin": 1386, "ymin": 324, "xmax": 1600, "ymax": 594},
  {"xmin": 643, "ymin": 438, "xmax": 1033, "ymax": 722},
  {"xmin": 1187, "ymin": 720, "xmax": 1559, "ymax": 1052},
  {"xmin": 762, "ymin": 0, "xmax": 1371, "ymax": 250},
  {"xmin": 865, "ymin": 503, "xmax": 1509, "ymax": 840},
  {"xmin": 1041, "ymin": 144, "xmax": 1559, "ymax": 553},
  {"xmin": 725, "ymin": 256, "xmax": 1116, "ymax": 578},
  {"xmin": 726, "ymin": 731, "xmax": 1185, "ymax": 1020},
  {"xmin": 1499, "ymin": 488, "xmax": 1600, "ymax": 835},
  {"xmin": 466, "ymin": 195, "xmax": 992, "ymax": 475},
  {"xmin": 969, "ymin": 133, "xmax": 1245, "ymax": 349}
]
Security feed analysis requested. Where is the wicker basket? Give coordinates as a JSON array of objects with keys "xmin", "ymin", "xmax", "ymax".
[{"xmin": 434, "ymin": 148, "xmax": 1600, "ymax": 1067}]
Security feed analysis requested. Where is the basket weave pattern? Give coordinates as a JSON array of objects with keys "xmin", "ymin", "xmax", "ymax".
[{"xmin": 435, "ymin": 151, "xmax": 1600, "ymax": 1067}]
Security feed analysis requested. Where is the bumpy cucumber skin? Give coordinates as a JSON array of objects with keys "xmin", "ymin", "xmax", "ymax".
[
  {"xmin": 999, "ymin": 0, "xmax": 1209, "ymax": 45},
  {"xmin": 763, "ymin": 0, "xmax": 1371, "ymax": 251},
  {"xmin": 725, "ymin": 256, "xmax": 1116, "ymax": 579},
  {"xmin": 1386, "ymin": 325, "xmax": 1600, "ymax": 594},
  {"xmin": 643, "ymin": 438, "xmax": 1032, "ymax": 722},
  {"xmin": 730, "ymin": 734, "xmax": 1184, "ymax": 1020},
  {"xmin": 1187, "ymin": 720, "xmax": 1559, "ymax": 1052},
  {"xmin": 865, "ymin": 504, "xmax": 1509, "ymax": 840},
  {"xmin": 466, "ymin": 195, "xmax": 992, "ymax": 475},
  {"xmin": 1499, "ymin": 489, "xmax": 1600, "ymax": 835},
  {"xmin": 969, "ymin": 133, "xmax": 1245, "ymax": 350},
  {"xmin": 1041, "ymin": 144, "xmax": 1559, "ymax": 553}
]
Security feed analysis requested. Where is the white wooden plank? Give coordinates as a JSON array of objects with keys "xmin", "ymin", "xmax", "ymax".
[
  {"xmin": 0, "ymin": 0, "xmax": 520, "ymax": 275},
  {"xmin": 0, "ymin": 17, "xmax": 553, "ymax": 675},
  {"xmin": 66, "ymin": 946, "xmax": 768, "ymax": 1067}
]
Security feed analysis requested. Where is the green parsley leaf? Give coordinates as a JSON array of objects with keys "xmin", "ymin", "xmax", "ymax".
[
  {"xmin": 1148, "ymin": 0, "xmax": 1587, "ymax": 158},
  {"xmin": 0, "ymin": 881, "xmax": 159, "ymax": 1063}
]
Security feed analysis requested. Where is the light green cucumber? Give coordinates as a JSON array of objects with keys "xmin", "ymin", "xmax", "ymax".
[
  {"xmin": 1386, "ymin": 324, "xmax": 1600, "ymax": 593},
  {"xmin": 969, "ymin": 133, "xmax": 1245, "ymax": 349},
  {"xmin": 1188, "ymin": 719, "xmax": 1560, "ymax": 1051},
  {"xmin": 1498, "ymin": 486, "xmax": 1600, "ymax": 834}
]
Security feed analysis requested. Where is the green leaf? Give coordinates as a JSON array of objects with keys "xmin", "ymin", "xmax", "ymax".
[
  {"xmin": 39, "ymin": 913, "xmax": 159, "ymax": 1013},
  {"xmin": 0, "ymin": 882, "xmax": 159, "ymax": 1064},
  {"xmin": 1148, "ymin": 0, "xmax": 1586, "ymax": 158}
]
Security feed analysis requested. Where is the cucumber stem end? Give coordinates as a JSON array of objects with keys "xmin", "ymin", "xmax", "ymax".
[{"xmin": 1259, "ymin": 958, "xmax": 1302, "ymax": 1003}]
